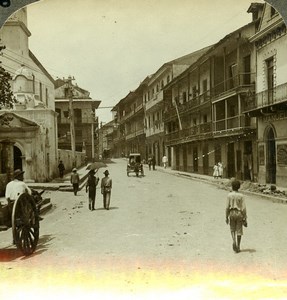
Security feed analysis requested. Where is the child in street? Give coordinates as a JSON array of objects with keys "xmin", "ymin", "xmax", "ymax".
[{"xmin": 225, "ymin": 179, "xmax": 247, "ymax": 253}]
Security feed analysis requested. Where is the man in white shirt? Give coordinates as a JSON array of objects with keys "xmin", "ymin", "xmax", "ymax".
[{"xmin": 5, "ymin": 169, "xmax": 32, "ymax": 205}]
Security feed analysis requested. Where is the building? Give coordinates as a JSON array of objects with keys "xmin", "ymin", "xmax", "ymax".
[
  {"xmin": 112, "ymin": 79, "xmax": 148, "ymax": 158},
  {"xmin": 243, "ymin": 3, "xmax": 287, "ymax": 187},
  {"xmin": 0, "ymin": 8, "xmax": 58, "ymax": 193},
  {"xmin": 144, "ymin": 47, "xmax": 212, "ymax": 166},
  {"xmin": 55, "ymin": 78, "xmax": 101, "ymax": 162},
  {"xmin": 163, "ymin": 4, "xmax": 264, "ymax": 179}
]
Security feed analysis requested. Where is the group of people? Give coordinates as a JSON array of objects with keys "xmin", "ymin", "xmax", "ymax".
[
  {"xmin": 70, "ymin": 167, "xmax": 112, "ymax": 211},
  {"xmin": 5, "ymin": 161, "xmax": 247, "ymax": 254},
  {"xmin": 213, "ymin": 162, "xmax": 223, "ymax": 179}
]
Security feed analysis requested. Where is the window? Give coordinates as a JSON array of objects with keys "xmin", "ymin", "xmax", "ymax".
[
  {"xmin": 45, "ymin": 88, "xmax": 48, "ymax": 106},
  {"xmin": 182, "ymin": 91, "xmax": 187, "ymax": 102},
  {"xmin": 203, "ymin": 115, "xmax": 208, "ymax": 123},
  {"xmin": 266, "ymin": 57, "xmax": 274, "ymax": 103},
  {"xmin": 74, "ymin": 108, "xmax": 82, "ymax": 123},
  {"xmin": 39, "ymin": 82, "xmax": 42, "ymax": 101},
  {"xmin": 161, "ymin": 80, "xmax": 164, "ymax": 89},
  {"xmin": 270, "ymin": 6, "xmax": 276, "ymax": 17},
  {"xmin": 56, "ymin": 108, "xmax": 61, "ymax": 123},
  {"xmin": 167, "ymin": 75, "xmax": 170, "ymax": 84},
  {"xmin": 192, "ymin": 86, "xmax": 197, "ymax": 99}
]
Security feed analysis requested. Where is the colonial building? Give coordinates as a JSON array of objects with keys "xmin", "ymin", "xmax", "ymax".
[
  {"xmin": 0, "ymin": 8, "xmax": 58, "ymax": 193},
  {"xmin": 55, "ymin": 78, "xmax": 101, "ymax": 162},
  {"xmin": 144, "ymin": 48, "xmax": 212, "ymax": 166},
  {"xmin": 112, "ymin": 79, "xmax": 148, "ymax": 158},
  {"xmin": 163, "ymin": 4, "xmax": 264, "ymax": 179},
  {"xmin": 243, "ymin": 3, "xmax": 287, "ymax": 187}
]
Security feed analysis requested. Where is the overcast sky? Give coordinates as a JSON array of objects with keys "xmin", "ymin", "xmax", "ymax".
[{"xmin": 26, "ymin": 0, "xmax": 265, "ymax": 124}]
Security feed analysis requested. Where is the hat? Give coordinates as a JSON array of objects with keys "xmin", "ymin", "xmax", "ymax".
[
  {"xmin": 103, "ymin": 170, "xmax": 109, "ymax": 175},
  {"xmin": 72, "ymin": 168, "xmax": 77, "ymax": 172},
  {"xmin": 89, "ymin": 169, "xmax": 95, "ymax": 174},
  {"xmin": 14, "ymin": 169, "xmax": 24, "ymax": 178}
]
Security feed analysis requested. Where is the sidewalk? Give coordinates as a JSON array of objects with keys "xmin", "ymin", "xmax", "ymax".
[{"xmin": 145, "ymin": 163, "xmax": 287, "ymax": 205}]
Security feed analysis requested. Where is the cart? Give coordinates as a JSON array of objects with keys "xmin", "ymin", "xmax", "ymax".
[
  {"xmin": 0, "ymin": 190, "xmax": 43, "ymax": 256},
  {"xmin": 127, "ymin": 153, "xmax": 144, "ymax": 177}
]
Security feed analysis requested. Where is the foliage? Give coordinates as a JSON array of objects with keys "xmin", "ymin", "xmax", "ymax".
[{"xmin": 0, "ymin": 65, "xmax": 16, "ymax": 110}]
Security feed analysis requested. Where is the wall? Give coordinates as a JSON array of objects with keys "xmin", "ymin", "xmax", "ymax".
[{"xmin": 58, "ymin": 149, "xmax": 86, "ymax": 175}]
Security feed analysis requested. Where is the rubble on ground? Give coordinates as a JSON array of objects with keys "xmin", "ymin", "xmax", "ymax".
[{"xmin": 217, "ymin": 179, "xmax": 287, "ymax": 199}]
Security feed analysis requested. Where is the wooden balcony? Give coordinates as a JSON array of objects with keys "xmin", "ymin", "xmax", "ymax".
[{"xmin": 165, "ymin": 122, "xmax": 212, "ymax": 145}]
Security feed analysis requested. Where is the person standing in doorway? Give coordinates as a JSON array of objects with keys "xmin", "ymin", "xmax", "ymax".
[
  {"xmin": 148, "ymin": 156, "xmax": 152, "ymax": 170},
  {"xmin": 162, "ymin": 155, "xmax": 168, "ymax": 169},
  {"xmin": 101, "ymin": 170, "xmax": 112, "ymax": 210},
  {"xmin": 58, "ymin": 160, "xmax": 65, "ymax": 178},
  {"xmin": 213, "ymin": 163, "xmax": 219, "ymax": 179},
  {"xmin": 226, "ymin": 179, "xmax": 247, "ymax": 253},
  {"xmin": 86, "ymin": 169, "xmax": 99, "ymax": 211},
  {"xmin": 70, "ymin": 168, "xmax": 80, "ymax": 195}
]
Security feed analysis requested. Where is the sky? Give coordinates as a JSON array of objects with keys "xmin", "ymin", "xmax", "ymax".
[{"xmin": 24, "ymin": 0, "xmax": 266, "ymax": 124}]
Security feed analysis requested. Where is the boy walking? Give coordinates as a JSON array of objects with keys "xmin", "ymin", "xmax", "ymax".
[
  {"xmin": 101, "ymin": 170, "xmax": 112, "ymax": 210},
  {"xmin": 226, "ymin": 179, "xmax": 247, "ymax": 253}
]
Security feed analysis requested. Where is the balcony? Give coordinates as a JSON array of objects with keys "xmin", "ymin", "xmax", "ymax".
[
  {"xmin": 145, "ymin": 90, "xmax": 164, "ymax": 112},
  {"xmin": 126, "ymin": 128, "xmax": 145, "ymax": 140},
  {"xmin": 213, "ymin": 115, "xmax": 254, "ymax": 137},
  {"xmin": 165, "ymin": 122, "xmax": 212, "ymax": 145},
  {"xmin": 243, "ymin": 82, "xmax": 287, "ymax": 115},
  {"xmin": 212, "ymin": 73, "xmax": 255, "ymax": 102}
]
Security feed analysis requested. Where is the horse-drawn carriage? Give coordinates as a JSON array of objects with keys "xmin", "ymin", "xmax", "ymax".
[
  {"xmin": 127, "ymin": 153, "xmax": 144, "ymax": 177},
  {"xmin": 0, "ymin": 189, "xmax": 44, "ymax": 256}
]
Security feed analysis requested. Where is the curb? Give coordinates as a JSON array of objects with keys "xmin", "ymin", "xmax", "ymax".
[{"xmin": 157, "ymin": 167, "xmax": 287, "ymax": 205}]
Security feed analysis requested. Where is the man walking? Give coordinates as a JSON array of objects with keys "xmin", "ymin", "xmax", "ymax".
[
  {"xmin": 226, "ymin": 179, "xmax": 247, "ymax": 253},
  {"xmin": 101, "ymin": 170, "xmax": 112, "ymax": 210},
  {"xmin": 162, "ymin": 155, "xmax": 168, "ymax": 169},
  {"xmin": 70, "ymin": 168, "xmax": 80, "ymax": 195},
  {"xmin": 86, "ymin": 169, "xmax": 99, "ymax": 210},
  {"xmin": 58, "ymin": 160, "xmax": 65, "ymax": 178}
]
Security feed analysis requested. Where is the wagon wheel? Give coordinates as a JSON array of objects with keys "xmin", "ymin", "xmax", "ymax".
[{"xmin": 12, "ymin": 193, "xmax": 40, "ymax": 256}]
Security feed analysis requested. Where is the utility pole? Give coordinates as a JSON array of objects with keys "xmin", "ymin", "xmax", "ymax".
[{"xmin": 64, "ymin": 76, "xmax": 76, "ymax": 167}]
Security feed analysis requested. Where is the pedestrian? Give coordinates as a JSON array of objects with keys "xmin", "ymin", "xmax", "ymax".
[
  {"xmin": 225, "ymin": 179, "xmax": 247, "ymax": 253},
  {"xmin": 218, "ymin": 162, "xmax": 223, "ymax": 178},
  {"xmin": 148, "ymin": 156, "xmax": 152, "ymax": 170},
  {"xmin": 213, "ymin": 163, "xmax": 219, "ymax": 179},
  {"xmin": 101, "ymin": 170, "xmax": 112, "ymax": 210},
  {"xmin": 70, "ymin": 168, "xmax": 80, "ymax": 195},
  {"xmin": 86, "ymin": 169, "xmax": 99, "ymax": 211},
  {"xmin": 162, "ymin": 155, "xmax": 168, "ymax": 169},
  {"xmin": 152, "ymin": 155, "xmax": 156, "ymax": 170},
  {"xmin": 58, "ymin": 160, "xmax": 65, "ymax": 178}
]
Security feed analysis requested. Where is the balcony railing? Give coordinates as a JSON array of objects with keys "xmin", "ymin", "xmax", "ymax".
[
  {"xmin": 213, "ymin": 115, "xmax": 250, "ymax": 132},
  {"xmin": 165, "ymin": 122, "xmax": 212, "ymax": 143},
  {"xmin": 212, "ymin": 73, "xmax": 255, "ymax": 101},
  {"xmin": 145, "ymin": 90, "xmax": 164, "ymax": 112},
  {"xmin": 243, "ymin": 82, "xmax": 287, "ymax": 112}
]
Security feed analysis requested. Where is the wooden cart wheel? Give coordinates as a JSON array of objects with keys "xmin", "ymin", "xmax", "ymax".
[{"xmin": 12, "ymin": 193, "xmax": 40, "ymax": 256}]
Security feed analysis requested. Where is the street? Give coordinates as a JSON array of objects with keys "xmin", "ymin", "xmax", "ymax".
[{"xmin": 1, "ymin": 159, "xmax": 287, "ymax": 299}]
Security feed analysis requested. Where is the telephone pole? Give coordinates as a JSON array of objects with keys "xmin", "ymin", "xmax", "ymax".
[{"xmin": 64, "ymin": 76, "xmax": 76, "ymax": 167}]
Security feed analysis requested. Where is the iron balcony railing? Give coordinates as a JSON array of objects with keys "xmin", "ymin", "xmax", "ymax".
[{"xmin": 243, "ymin": 82, "xmax": 287, "ymax": 112}]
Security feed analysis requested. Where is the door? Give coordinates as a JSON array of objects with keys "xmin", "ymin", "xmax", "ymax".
[
  {"xmin": 203, "ymin": 144, "xmax": 209, "ymax": 175},
  {"xmin": 193, "ymin": 147, "xmax": 198, "ymax": 172},
  {"xmin": 183, "ymin": 145, "xmax": 187, "ymax": 172},
  {"xmin": 13, "ymin": 146, "xmax": 22, "ymax": 171},
  {"xmin": 266, "ymin": 127, "xmax": 276, "ymax": 184},
  {"xmin": 227, "ymin": 143, "xmax": 235, "ymax": 178}
]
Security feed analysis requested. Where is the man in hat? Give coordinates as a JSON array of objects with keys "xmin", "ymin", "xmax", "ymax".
[
  {"xmin": 101, "ymin": 170, "xmax": 112, "ymax": 210},
  {"xmin": 85, "ymin": 169, "xmax": 99, "ymax": 210},
  {"xmin": 70, "ymin": 168, "xmax": 80, "ymax": 196},
  {"xmin": 5, "ymin": 169, "xmax": 32, "ymax": 204},
  {"xmin": 5, "ymin": 169, "xmax": 32, "ymax": 217}
]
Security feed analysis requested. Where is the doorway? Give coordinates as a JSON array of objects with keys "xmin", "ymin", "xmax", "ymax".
[
  {"xmin": 266, "ymin": 127, "xmax": 276, "ymax": 184},
  {"xmin": 13, "ymin": 146, "xmax": 23, "ymax": 171},
  {"xmin": 227, "ymin": 143, "xmax": 235, "ymax": 178}
]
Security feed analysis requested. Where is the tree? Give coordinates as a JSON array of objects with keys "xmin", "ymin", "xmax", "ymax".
[{"xmin": 0, "ymin": 65, "xmax": 16, "ymax": 110}]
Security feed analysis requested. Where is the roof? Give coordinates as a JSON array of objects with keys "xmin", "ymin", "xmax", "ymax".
[{"xmin": 29, "ymin": 50, "xmax": 55, "ymax": 85}]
